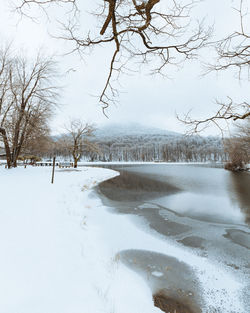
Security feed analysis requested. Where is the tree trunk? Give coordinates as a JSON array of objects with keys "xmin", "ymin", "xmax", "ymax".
[
  {"xmin": 13, "ymin": 158, "xmax": 17, "ymax": 168},
  {"xmin": 11, "ymin": 103, "xmax": 26, "ymax": 167},
  {"xmin": 11, "ymin": 115, "xmax": 29, "ymax": 167},
  {"xmin": 0, "ymin": 127, "xmax": 12, "ymax": 168},
  {"xmin": 73, "ymin": 157, "xmax": 78, "ymax": 168}
]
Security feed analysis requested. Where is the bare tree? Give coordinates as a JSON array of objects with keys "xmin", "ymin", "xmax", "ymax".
[
  {"xmin": 14, "ymin": 0, "xmax": 211, "ymax": 113},
  {"xmin": 224, "ymin": 119, "xmax": 250, "ymax": 171},
  {"xmin": 20, "ymin": 114, "xmax": 53, "ymax": 156},
  {"xmin": 180, "ymin": 0, "xmax": 250, "ymax": 133},
  {"xmin": 0, "ymin": 48, "xmax": 59, "ymax": 168},
  {"xmin": 60, "ymin": 119, "xmax": 98, "ymax": 168},
  {"xmin": 0, "ymin": 46, "xmax": 12, "ymax": 119},
  {"xmin": 235, "ymin": 118, "xmax": 250, "ymax": 160},
  {"xmin": 0, "ymin": 45, "xmax": 15, "ymax": 168}
]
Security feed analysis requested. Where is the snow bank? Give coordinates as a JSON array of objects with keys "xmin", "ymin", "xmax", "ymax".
[
  {"xmin": 0, "ymin": 166, "xmax": 160, "ymax": 313},
  {"xmin": 0, "ymin": 166, "xmax": 245, "ymax": 313}
]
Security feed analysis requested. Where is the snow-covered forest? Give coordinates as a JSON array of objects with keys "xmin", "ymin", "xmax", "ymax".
[
  {"xmin": 88, "ymin": 134, "xmax": 225, "ymax": 162},
  {"xmin": 52, "ymin": 124, "xmax": 226, "ymax": 163}
]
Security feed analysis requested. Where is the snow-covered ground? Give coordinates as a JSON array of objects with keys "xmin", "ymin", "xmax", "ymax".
[
  {"xmin": 0, "ymin": 166, "xmax": 160, "ymax": 313},
  {"xmin": 0, "ymin": 166, "xmax": 246, "ymax": 313}
]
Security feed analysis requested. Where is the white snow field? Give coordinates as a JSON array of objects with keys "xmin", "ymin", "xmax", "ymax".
[
  {"xmin": 0, "ymin": 166, "xmax": 246, "ymax": 313},
  {"xmin": 0, "ymin": 166, "xmax": 160, "ymax": 313}
]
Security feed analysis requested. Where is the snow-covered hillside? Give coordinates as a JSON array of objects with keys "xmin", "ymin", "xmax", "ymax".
[
  {"xmin": 87, "ymin": 123, "xmax": 225, "ymax": 163},
  {"xmin": 94, "ymin": 122, "xmax": 180, "ymax": 138}
]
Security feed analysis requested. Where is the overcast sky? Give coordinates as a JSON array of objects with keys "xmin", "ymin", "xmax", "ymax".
[{"xmin": 0, "ymin": 0, "xmax": 249, "ymax": 135}]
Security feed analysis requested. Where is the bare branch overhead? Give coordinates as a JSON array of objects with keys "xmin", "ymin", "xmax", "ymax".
[
  {"xmin": 14, "ymin": 0, "xmax": 211, "ymax": 111},
  {"xmin": 177, "ymin": 98, "xmax": 250, "ymax": 135},
  {"xmin": 180, "ymin": 0, "xmax": 250, "ymax": 134},
  {"xmin": 207, "ymin": 0, "xmax": 250, "ymax": 78}
]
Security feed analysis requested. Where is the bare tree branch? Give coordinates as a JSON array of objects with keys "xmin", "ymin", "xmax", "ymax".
[
  {"xmin": 206, "ymin": 0, "xmax": 250, "ymax": 78},
  {"xmin": 180, "ymin": 0, "xmax": 250, "ymax": 134},
  {"xmin": 14, "ymin": 0, "xmax": 211, "ymax": 112},
  {"xmin": 177, "ymin": 97, "xmax": 250, "ymax": 135}
]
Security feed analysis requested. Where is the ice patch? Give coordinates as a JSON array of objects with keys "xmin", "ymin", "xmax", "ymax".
[{"xmin": 152, "ymin": 271, "xmax": 164, "ymax": 277}]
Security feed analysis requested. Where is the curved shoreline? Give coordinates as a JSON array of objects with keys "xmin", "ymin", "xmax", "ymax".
[{"xmin": 95, "ymin": 164, "xmax": 250, "ymax": 313}]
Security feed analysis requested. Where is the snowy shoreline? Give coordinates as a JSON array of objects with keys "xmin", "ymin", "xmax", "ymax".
[
  {"xmin": 0, "ymin": 166, "xmax": 161, "ymax": 313},
  {"xmin": 0, "ymin": 160, "xmax": 224, "ymax": 166},
  {"xmin": 0, "ymin": 166, "xmax": 246, "ymax": 313}
]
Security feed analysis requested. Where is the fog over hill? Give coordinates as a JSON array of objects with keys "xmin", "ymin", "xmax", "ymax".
[
  {"xmin": 95, "ymin": 123, "xmax": 180, "ymax": 138},
  {"xmin": 85, "ymin": 123, "xmax": 227, "ymax": 163}
]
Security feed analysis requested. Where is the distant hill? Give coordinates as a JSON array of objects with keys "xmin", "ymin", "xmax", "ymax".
[
  {"xmin": 86, "ymin": 123, "xmax": 226, "ymax": 163},
  {"xmin": 51, "ymin": 123, "xmax": 226, "ymax": 163},
  {"xmin": 94, "ymin": 123, "xmax": 180, "ymax": 138}
]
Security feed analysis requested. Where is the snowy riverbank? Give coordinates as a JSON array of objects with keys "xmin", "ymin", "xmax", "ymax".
[
  {"xmin": 0, "ymin": 166, "xmax": 247, "ymax": 313},
  {"xmin": 0, "ymin": 166, "xmax": 160, "ymax": 313}
]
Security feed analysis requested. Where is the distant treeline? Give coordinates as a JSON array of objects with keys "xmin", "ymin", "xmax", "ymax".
[{"xmin": 79, "ymin": 134, "xmax": 227, "ymax": 162}]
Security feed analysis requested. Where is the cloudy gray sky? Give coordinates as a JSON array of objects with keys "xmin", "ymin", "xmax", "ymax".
[{"xmin": 0, "ymin": 0, "xmax": 249, "ymax": 135}]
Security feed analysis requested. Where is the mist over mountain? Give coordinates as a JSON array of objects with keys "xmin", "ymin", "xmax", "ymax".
[
  {"xmin": 87, "ymin": 123, "xmax": 226, "ymax": 162},
  {"xmin": 50, "ymin": 123, "xmax": 226, "ymax": 163},
  {"xmin": 94, "ymin": 123, "xmax": 180, "ymax": 138}
]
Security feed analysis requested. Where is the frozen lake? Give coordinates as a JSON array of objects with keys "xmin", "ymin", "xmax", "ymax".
[{"xmin": 95, "ymin": 164, "xmax": 250, "ymax": 313}]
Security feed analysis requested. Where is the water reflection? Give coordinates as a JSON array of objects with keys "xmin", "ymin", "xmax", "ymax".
[
  {"xmin": 99, "ymin": 169, "xmax": 180, "ymax": 202},
  {"xmin": 119, "ymin": 249, "xmax": 203, "ymax": 313},
  {"xmin": 99, "ymin": 164, "xmax": 250, "ymax": 225},
  {"xmin": 97, "ymin": 165, "xmax": 250, "ymax": 265},
  {"xmin": 155, "ymin": 192, "xmax": 246, "ymax": 225},
  {"xmin": 96, "ymin": 164, "xmax": 250, "ymax": 311},
  {"xmin": 228, "ymin": 172, "xmax": 250, "ymax": 224}
]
